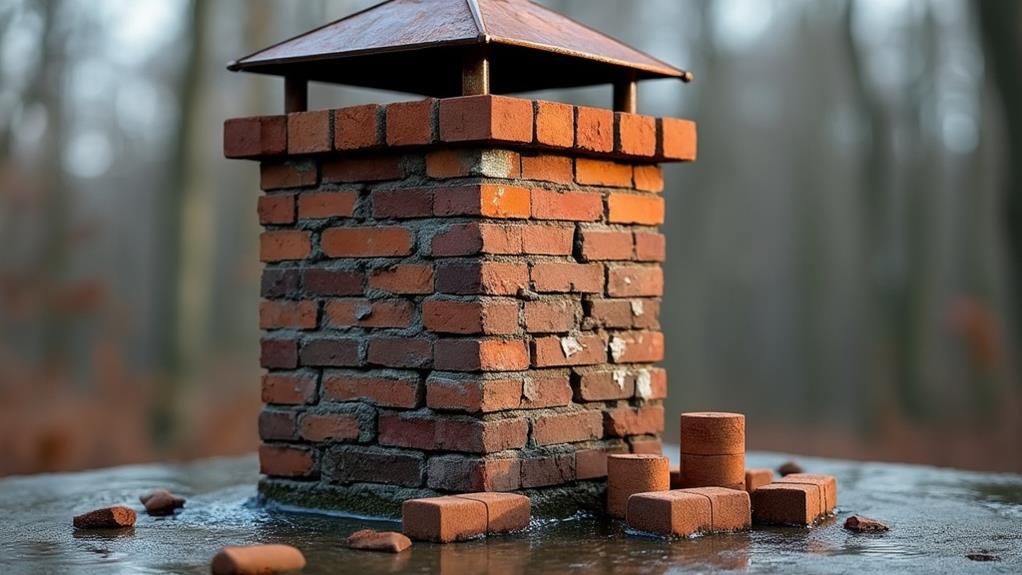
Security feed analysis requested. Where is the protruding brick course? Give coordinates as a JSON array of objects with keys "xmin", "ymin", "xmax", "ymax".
[{"xmin": 229, "ymin": 93, "xmax": 696, "ymax": 515}]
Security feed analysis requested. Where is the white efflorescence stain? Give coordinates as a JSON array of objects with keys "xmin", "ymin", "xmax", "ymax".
[
  {"xmin": 560, "ymin": 336, "xmax": 584, "ymax": 358},
  {"xmin": 609, "ymin": 336, "xmax": 627, "ymax": 362},
  {"xmin": 523, "ymin": 377, "xmax": 538, "ymax": 400},
  {"xmin": 630, "ymin": 300, "xmax": 644, "ymax": 316},
  {"xmin": 613, "ymin": 369, "xmax": 628, "ymax": 390},
  {"xmin": 636, "ymin": 369, "xmax": 652, "ymax": 398}
]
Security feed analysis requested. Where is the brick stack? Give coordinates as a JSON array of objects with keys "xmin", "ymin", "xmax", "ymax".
[
  {"xmin": 224, "ymin": 94, "xmax": 697, "ymax": 515},
  {"xmin": 679, "ymin": 412, "xmax": 745, "ymax": 490}
]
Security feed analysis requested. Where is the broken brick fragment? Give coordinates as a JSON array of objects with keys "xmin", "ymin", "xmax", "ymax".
[
  {"xmin": 210, "ymin": 545, "xmax": 306, "ymax": 575},
  {"xmin": 346, "ymin": 529, "xmax": 412, "ymax": 553},
  {"xmin": 72, "ymin": 506, "xmax": 136, "ymax": 529}
]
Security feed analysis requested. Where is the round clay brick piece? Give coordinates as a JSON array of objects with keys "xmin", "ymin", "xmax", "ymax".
[
  {"xmin": 679, "ymin": 452, "xmax": 745, "ymax": 488},
  {"xmin": 679, "ymin": 412, "xmax": 745, "ymax": 455},
  {"xmin": 606, "ymin": 454, "xmax": 670, "ymax": 519}
]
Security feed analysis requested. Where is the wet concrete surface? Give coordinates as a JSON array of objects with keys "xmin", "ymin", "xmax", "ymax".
[{"xmin": 1, "ymin": 450, "xmax": 1020, "ymax": 573}]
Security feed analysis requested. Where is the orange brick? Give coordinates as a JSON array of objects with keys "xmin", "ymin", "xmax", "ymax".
[
  {"xmin": 535, "ymin": 100, "xmax": 574, "ymax": 147},
  {"xmin": 609, "ymin": 331, "xmax": 664, "ymax": 364},
  {"xmin": 258, "ymin": 194, "xmax": 295, "ymax": 225},
  {"xmin": 520, "ymin": 155, "xmax": 573, "ymax": 184},
  {"xmin": 434, "ymin": 339, "xmax": 530, "ymax": 372},
  {"xmin": 617, "ymin": 113, "xmax": 656, "ymax": 157},
  {"xmin": 368, "ymin": 264, "xmax": 434, "ymax": 294},
  {"xmin": 259, "ymin": 300, "xmax": 317, "ymax": 330},
  {"xmin": 531, "ymin": 189, "xmax": 603, "ymax": 221},
  {"xmin": 426, "ymin": 374, "xmax": 522, "ymax": 413},
  {"xmin": 680, "ymin": 412, "xmax": 745, "ymax": 455},
  {"xmin": 224, "ymin": 115, "xmax": 286, "ymax": 158},
  {"xmin": 297, "ymin": 191, "xmax": 357, "ymax": 219},
  {"xmin": 576, "ymin": 158, "xmax": 633, "ymax": 187},
  {"xmin": 433, "ymin": 184, "xmax": 531, "ymax": 219},
  {"xmin": 261, "ymin": 372, "xmax": 316, "ymax": 405},
  {"xmin": 606, "ymin": 454, "xmax": 670, "ymax": 518},
  {"xmin": 531, "ymin": 410, "xmax": 603, "ymax": 446},
  {"xmin": 423, "ymin": 299, "xmax": 519, "ymax": 335},
  {"xmin": 523, "ymin": 300, "xmax": 577, "ymax": 333},
  {"xmin": 608, "ymin": 194, "xmax": 665, "ymax": 225},
  {"xmin": 287, "ymin": 110, "xmax": 331, "ymax": 154},
  {"xmin": 636, "ymin": 367, "xmax": 668, "ymax": 399},
  {"xmin": 426, "ymin": 149, "xmax": 520, "ymax": 179},
  {"xmin": 661, "ymin": 117, "xmax": 698, "ymax": 161},
  {"xmin": 604, "ymin": 405, "xmax": 664, "ymax": 436},
  {"xmin": 322, "ymin": 156, "xmax": 404, "ymax": 183},
  {"xmin": 453, "ymin": 493, "xmax": 530, "ymax": 534},
  {"xmin": 531, "ymin": 262, "xmax": 604, "ymax": 293},
  {"xmin": 607, "ymin": 265, "xmax": 664, "ymax": 297},
  {"xmin": 334, "ymin": 104, "xmax": 382, "ymax": 150},
  {"xmin": 575, "ymin": 106, "xmax": 613, "ymax": 152},
  {"xmin": 521, "ymin": 225, "xmax": 575, "ymax": 255},
  {"xmin": 260, "ymin": 162, "xmax": 318, "ymax": 190},
  {"xmin": 324, "ymin": 299, "xmax": 414, "ymax": 328},
  {"xmin": 402, "ymin": 496, "xmax": 487, "ymax": 543},
  {"xmin": 260, "ymin": 230, "xmax": 311, "ymax": 262},
  {"xmin": 631, "ymin": 436, "xmax": 663, "ymax": 455},
  {"xmin": 580, "ymin": 230, "xmax": 633, "ymax": 261},
  {"xmin": 752, "ymin": 484, "xmax": 821, "ymax": 526},
  {"xmin": 531, "ymin": 334, "xmax": 606, "ymax": 367},
  {"xmin": 574, "ymin": 369, "xmax": 635, "ymax": 401},
  {"xmin": 259, "ymin": 444, "xmax": 315, "ymax": 478},
  {"xmin": 386, "ymin": 99, "xmax": 436, "ymax": 146},
  {"xmin": 321, "ymin": 227, "xmax": 413, "ymax": 258},
  {"xmin": 633, "ymin": 165, "xmax": 664, "ymax": 192},
  {"xmin": 627, "ymin": 490, "xmax": 711, "ymax": 537},
  {"xmin": 436, "ymin": 262, "xmax": 528, "ymax": 296},
  {"xmin": 520, "ymin": 372, "xmax": 573, "ymax": 409},
  {"xmin": 776, "ymin": 473, "xmax": 837, "ymax": 512},
  {"xmin": 745, "ymin": 468, "xmax": 774, "ymax": 493},
  {"xmin": 323, "ymin": 372, "xmax": 421, "ymax": 409},
  {"xmin": 679, "ymin": 452, "xmax": 746, "ymax": 489},
  {"xmin": 685, "ymin": 486, "xmax": 751, "ymax": 531},
  {"xmin": 439, "ymin": 95, "xmax": 533, "ymax": 143}
]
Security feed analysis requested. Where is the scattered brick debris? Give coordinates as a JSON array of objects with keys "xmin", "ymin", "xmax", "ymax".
[
  {"xmin": 72, "ymin": 506, "xmax": 136, "ymax": 529},
  {"xmin": 843, "ymin": 515, "xmax": 890, "ymax": 533},
  {"xmin": 139, "ymin": 489, "xmax": 186, "ymax": 516},
  {"xmin": 346, "ymin": 529, "xmax": 412, "ymax": 553},
  {"xmin": 777, "ymin": 460, "xmax": 804, "ymax": 476},
  {"xmin": 210, "ymin": 544, "xmax": 306, "ymax": 575},
  {"xmin": 965, "ymin": 552, "xmax": 1000, "ymax": 562}
]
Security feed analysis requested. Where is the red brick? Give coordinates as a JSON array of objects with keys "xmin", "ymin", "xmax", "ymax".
[
  {"xmin": 426, "ymin": 374, "xmax": 522, "ymax": 413},
  {"xmin": 426, "ymin": 149, "xmax": 520, "ymax": 179},
  {"xmin": 617, "ymin": 113, "xmax": 657, "ymax": 157},
  {"xmin": 520, "ymin": 453, "xmax": 575, "ymax": 488},
  {"xmin": 326, "ymin": 446, "xmax": 423, "ymax": 487},
  {"xmin": 257, "ymin": 194, "xmax": 295, "ymax": 225},
  {"xmin": 661, "ymin": 117, "xmax": 698, "ymax": 161},
  {"xmin": 334, "ymin": 104, "xmax": 382, "ymax": 150},
  {"xmin": 679, "ymin": 412, "xmax": 745, "ymax": 455},
  {"xmin": 435, "ymin": 262, "xmax": 528, "ymax": 295},
  {"xmin": 439, "ymin": 95, "xmax": 533, "ymax": 143},
  {"xmin": 299, "ymin": 412, "xmax": 364, "ymax": 442},
  {"xmin": 535, "ymin": 100, "xmax": 574, "ymax": 147},
  {"xmin": 322, "ymin": 156, "xmax": 404, "ymax": 183},
  {"xmin": 520, "ymin": 155, "xmax": 573, "ymax": 184},
  {"xmin": 287, "ymin": 110, "xmax": 331, "ymax": 154},
  {"xmin": 423, "ymin": 299, "xmax": 519, "ymax": 335},
  {"xmin": 297, "ymin": 191, "xmax": 357, "ymax": 219},
  {"xmin": 454, "ymin": 492, "xmax": 530, "ymax": 534},
  {"xmin": 634, "ymin": 232, "xmax": 666, "ymax": 261},
  {"xmin": 372, "ymin": 187, "xmax": 433, "ymax": 219},
  {"xmin": 300, "ymin": 338, "xmax": 361, "ymax": 367},
  {"xmin": 260, "ymin": 300, "xmax": 318, "ymax": 330},
  {"xmin": 321, "ymin": 227, "xmax": 413, "ymax": 258},
  {"xmin": 531, "ymin": 334, "xmax": 606, "ymax": 367},
  {"xmin": 745, "ymin": 468, "xmax": 774, "ymax": 493},
  {"xmin": 520, "ymin": 372, "xmax": 573, "ymax": 409},
  {"xmin": 608, "ymin": 193, "xmax": 665, "ymax": 225},
  {"xmin": 609, "ymin": 331, "xmax": 664, "ymax": 363},
  {"xmin": 523, "ymin": 300, "xmax": 577, "ymax": 333},
  {"xmin": 531, "ymin": 262, "xmax": 604, "ymax": 293},
  {"xmin": 427, "ymin": 456, "xmax": 521, "ymax": 492},
  {"xmin": 752, "ymin": 484, "xmax": 820, "ymax": 526},
  {"xmin": 324, "ymin": 299, "xmax": 414, "ymax": 328},
  {"xmin": 368, "ymin": 337, "xmax": 433, "ymax": 369},
  {"xmin": 630, "ymin": 436, "xmax": 663, "ymax": 455},
  {"xmin": 261, "ymin": 268, "xmax": 300, "ymax": 298},
  {"xmin": 575, "ymin": 444, "xmax": 628, "ymax": 480},
  {"xmin": 260, "ymin": 338, "xmax": 298, "ymax": 369},
  {"xmin": 636, "ymin": 367, "xmax": 668, "ymax": 399},
  {"xmin": 323, "ymin": 372, "xmax": 421, "ymax": 408},
  {"xmin": 402, "ymin": 496, "xmax": 487, "ymax": 543},
  {"xmin": 573, "ymin": 368, "xmax": 635, "ymax": 401},
  {"xmin": 532, "ymin": 410, "xmax": 603, "ymax": 446},
  {"xmin": 433, "ymin": 184, "xmax": 530, "ymax": 219},
  {"xmin": 435, "ymin": 417, "xmax": 528, "ymax": 453},
  {"xmin": 626, "ymin": 490, "xmax": 711, "ymax": 536},
  {"xmin": 608, "ymin": 265, "xmax": 663, "ymax": 297},
  {"xmin": 531, "ymin": 189, "xmax": 603, "ymax": 221},
  {"xmin": 633, "ymin": 165, "xmax": 664, "ymax": 192},
  {"xmin": 224, "ymin": 115, "xmax": 286, "ymax": 158},
  {"xmin": 369, "ymin": 264, "xmax": 434, "ymax": 294},
  {"xmin": 431, "ymin": 223, "xmax": 490, "ymax": 256},
  {"xmin": 259, "ymin": 444, "xmax": 315, "ymax": 478},
  {"xmin": 576, "ymin": 158, "xmax": 633, "ymax": 187},
  {"xmin": 260, "ymin": 231, "xmax": 311, "ymax": 262},
  {"xmin": 580, "ymin": 230, "xmax": 633, "ymax": 261},
  {"xmin": 379, "ymin": 413, "xmax": 437, "ymax": 450},
  {"xmin": 301, "ymin": 268, "xmax": 364, "ymax": 296},
  {"xmin": 604, "ymin": 405, "xmax": 665, "ymax": 436},
  {"xmin": 259, "ymin": 409, "xmax": 296, "ymax": 441},
  {"xmin": 521, "ymin": 225, "xmax": 576, "ymax": 255},
  {"xmin": 607, "ymin": 454, "xmax": 670, "ymax": 518},
  {"xmin": 262, "ymin": 372, "xmax": 317, "ymax": 405},
  {"xmin": 386, "ymin": 99, "xmax": 436, "ymax": 146},
  {"xmin": 584, "ymin": 299, "xmax": 660, "ymax": 330},
  {"xmin": 434, "ymin": 339, "xmax": 530, "ymax": 372},
  {"xmin": 775, "ymin": 473, "xmax": 838, "ymax": 512},
  {"xmin": 679, "ymin": 453, "xmax": 745, "ymax": 489},
  {"xmin": 575, "ymin": 106, "xmax": 614, "ymax": 153},
  {"xmin": 260, "ymin": 161, "xmax": 318, "ymax": 190}
]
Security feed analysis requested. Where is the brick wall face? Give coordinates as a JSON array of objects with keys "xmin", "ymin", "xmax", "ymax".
[{"xmin": 226, "ymin": 95, "xmax": 696, "ymax": 500}]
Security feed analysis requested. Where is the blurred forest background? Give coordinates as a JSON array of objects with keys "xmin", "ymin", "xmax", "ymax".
[{"xmin": 1, "ymin": 0, "xmax": 1020, "ymax": 476}]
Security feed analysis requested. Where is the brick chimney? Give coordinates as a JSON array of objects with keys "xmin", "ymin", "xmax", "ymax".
[{"xmin": 225, "ymin": 0, "xmax": 696, "ymax": 517}]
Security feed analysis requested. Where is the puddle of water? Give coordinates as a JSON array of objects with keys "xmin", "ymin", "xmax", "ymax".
[{"xmin": 0, "ymin": 451, "xmax": 1019, "ymax": 574}]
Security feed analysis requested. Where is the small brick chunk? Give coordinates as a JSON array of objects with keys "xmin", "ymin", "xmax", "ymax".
[
  {"xmin": 745, "ymin": 468, "xmax": 774, "ymax": 493},
  {"xmin": 775, "ymin": 473, "xmax": 838, "ymax": 513},
  {"xmin": 670, "ymin": 467, "xmax": 683, "ymax": 489},
  {"xmin": 679, "ymin": 412, "xmax": 745, "ymax": 455},
  {"xmin": 626, "ymin": 490, "xmax": 710, "ymax": 537},
  {"xmin": 844, "ymin": 515, "xmax": 889, "ymax": 532},
  {"xmin": 346, "ymin": 529, "xmax": 412, "ymax": 553},
  {"xmin": 685, "ymin": 486, "xmax": 751, "ymax": 531},
  {"xmin": 139, "ymin": 489, "xmax": 186, "ymax": 516},
  {"xmin": 454, "ymin": 492, "xmax": 531, "ymax": 534},
  {"xmin": 210, "ymin": 545, "xmax": 306, "ymax": 575},
  {"xmin": 72, "ymin": 506, "xmax": 136, "ymax": 529},
  {"xmin": 606, "ymin": 454, "xmax": 669, "ymax": 519},
  {"xmin": 402, "ymin": 496, "xmax": 488, "ymax": 542},
  {"xmin": 679, "ymin": 453, "xmax": 745, "ymax": 489},
  {"xmin": 752, "ymin": 484, "xmax": 821, "ymax": 526}
]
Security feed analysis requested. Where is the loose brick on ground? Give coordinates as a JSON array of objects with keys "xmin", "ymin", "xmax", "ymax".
[
  {"xmin": 402, "ymin": 496, "xmax": 488, "ymax": 543},
  {"xmin": 211, "ymin": 545, "xmax": 306, "ymax": 575},
  {"xmin": 684, "ymin": 486, "xmax": 751, "ymax": 531},
  {"xmin": 626, "ymin": 490, "xmax": 711, "ymax": 537},
  {"xmin": 745, "ymin": 468, "xmax": 774, "ymax": 493},
  {"xmin": 606, "ymin": 454, "xmax": 670, "ymax": 519},
  {"xmin": 752, "ymin": 483, "xmax": 821, "ymax": 526},
  {"xmin": 775, "ymin": 473, "xmax": 838, "ymax": 513},
  {"xmin": 73, "ymin": 506, "xmax": 137, "ymax": 529},
  {"xmin": 346, "ymin": 529, "xmax": 412, "ymax": 553},
  {"xmin": 454, "ymin": 492, "xmax": 531, "ymax": 534}
]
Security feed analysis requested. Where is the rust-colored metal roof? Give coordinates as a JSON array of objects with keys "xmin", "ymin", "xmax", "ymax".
[{"xmin": 228, "ymin": 0, "xmax": 689, "ymax": 96}]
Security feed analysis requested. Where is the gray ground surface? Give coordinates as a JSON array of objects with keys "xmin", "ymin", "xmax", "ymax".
[{"xmin": 1, "ymin": 450, "xmax": 1019, "ymax": 574}]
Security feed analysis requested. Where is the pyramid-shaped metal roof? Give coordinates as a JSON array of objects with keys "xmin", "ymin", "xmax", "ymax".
[{"xmin": 228, "ymin": 0, "xmax": 689, "ymax": 97}]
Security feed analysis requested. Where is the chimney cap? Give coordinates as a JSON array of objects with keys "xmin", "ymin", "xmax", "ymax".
[{"xmin": 227, "ymin": 0, "xmax": 691, "ymax": 97}]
